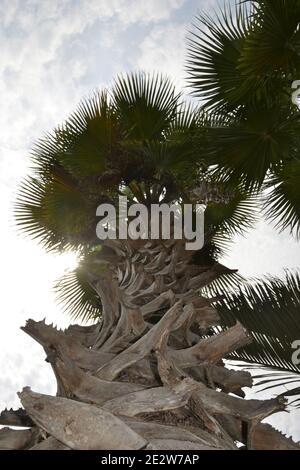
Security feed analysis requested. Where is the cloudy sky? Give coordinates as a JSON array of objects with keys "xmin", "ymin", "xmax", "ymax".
[{"xmin": 1, "ymin": 0, "xmax": 300, "ymax": 442}]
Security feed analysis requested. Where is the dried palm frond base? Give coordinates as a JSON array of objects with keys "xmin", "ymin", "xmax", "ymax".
[{"xmin": 1, "ymin": 240, "xmax": 299, "ymax": 450}]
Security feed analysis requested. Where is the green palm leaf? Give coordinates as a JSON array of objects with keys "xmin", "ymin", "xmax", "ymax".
[
  {"xmin": 202, "ymin": 104, "xmax": 300, "ymax": 189},
  {"xmin": 187, "ymin": 2, "xmax": 254, "ymax": 110},
  {"xmin": 112, "ymin": 72, "xmax": 180, "ymax": 140},
  {"xmin": 187, "ymin": 1, "xmax": 300, "ymax": 110},
  {"xmin": 205, "ymin": 188, "xmax": 259, "ymax": 237},
  {"xmin": 57, "ymin": 91, "xmax": 121, "ymax": 178},
  {"xmin": 239, "ymin": 0, "xmax": 300, "ymax": 79},
  {"xmin": 15, "ymin": 175, "xmax": 98, "ymax": 251},
  {"xmin": 263, "ymin": 159, "xmax": 300, "ymax": 238},
  {"xmin": 55, "ymin": 264, "xmax": 102, "ymax": 322},
  {"xmin": 215, "ymin": 271, "xmax": 300, "ymax": 376}
]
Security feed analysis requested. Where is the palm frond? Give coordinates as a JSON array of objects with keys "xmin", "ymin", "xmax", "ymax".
[
  {"xmin": 57, "ymin": 91, "xmax": 122, "ymax": 178},
  {"xmin": 168, "ymin": 101, "xmax": 199, "ymax": 133},
  {"xmin": 239, "ymin": 0, "xmax": 300, "ymax": 79},
  {"xmin": 202, "ymin": 270, "xmax": 247, "ymax": 299},
  {"xmin": 278, "ymin": 385, "xmax": 300, "ymax": 408},
  {"xmin": 193, "ymin": 241, "xmax": 246, "ymax": 296},
  {"xmin": 15, "ymin": 176, "xmax": 97, "ymax": 252},
  {"xmin": 187, "ymin": 2, "xmax": 254, "ymax": 109},
  {"xmin": 215, "ymin": 271, "xmax": 300, "ymax": 376},
  {"xmin": 204, "ymin": 104, "xmax": 300, "ymax": 190},
  {"xmin": 187, "ymin": 1, "xmax": 300, "ymax": 110},
  {"xmin": 31, "ymin": 91, "xmax": 120, "ymax": 180},
  {"xmin": 263, "ymin": 159, "xmax": 300, "ymax": 238},
  {"xmin": 229, "ymin": 362, "xmax": 300, "ymax": 407},
  {"xmin": 205, "ymin": 188, "xmax": 260, "ymax": 237},
  {"xmin": 112, "ymin": 72, "xmax": 180, "ymax": 140},
  {"xmin": 55, "ymin": 263, "xmax": 102, "ymax": 323}
]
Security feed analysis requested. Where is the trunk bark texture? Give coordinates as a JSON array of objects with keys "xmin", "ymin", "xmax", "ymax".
[{"xmin": 1, "ymin": 240, "xmax": 299, "ymax": 450}]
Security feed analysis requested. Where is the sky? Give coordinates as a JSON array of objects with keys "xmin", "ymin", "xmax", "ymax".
[{"xmin": 0, "ymin": 0, "xmax": 300, "ymax": 443}]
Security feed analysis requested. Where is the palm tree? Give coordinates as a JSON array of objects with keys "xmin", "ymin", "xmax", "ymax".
[{"xmin": 1, "ymin": 1, "xmax": 300, "ymax": 451}]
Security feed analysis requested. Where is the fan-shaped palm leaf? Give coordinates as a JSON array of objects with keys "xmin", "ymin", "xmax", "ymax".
[
  {"xmin": 199, "ymin": 103, "xmax": 300, "ymax": 190},
  {"xmin": 263, "ymin": 159, "xmax": 300, "ymax": 238},
  {"xmin": 215, "ymin": 271, "xmax": 300, "ymax": 379},
  {"xmin": 112, "ymin": 72, "xmax": 180, "ymax": 140},
  {"xmin": 239, "ymin": 0, "xmax": 300, "ymax": 79},
  {"xmin": 55, "ymin": 265, "xmax": 102, "ymax": 322},
  {"xmin": 187, "ymin": 2, "xmax": 255, "ymax": 110},
  {"xmin": 205, "ymin": 188, "xmax": 259, "ymax": 237}
]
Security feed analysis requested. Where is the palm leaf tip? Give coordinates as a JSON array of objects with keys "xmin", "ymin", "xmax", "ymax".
[
  {"xmin": 55, "ymin": 266, "xmax": 102, "ymax": 323},
  {"xmin": 111, "ymin": 71, "xmax": 181, "ymax": 140},
  {"xmin": 186, "ymin": 2, "xmax": 253, "ymax": 109},
  {"xmin": 216, "ymin": 271, "xmax": 300, "ymax": 384}
]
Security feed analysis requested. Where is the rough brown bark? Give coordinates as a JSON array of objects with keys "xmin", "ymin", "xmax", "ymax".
[{"xmin": 1, "ymin": 239, "xmax": 299, "ymax": 450}]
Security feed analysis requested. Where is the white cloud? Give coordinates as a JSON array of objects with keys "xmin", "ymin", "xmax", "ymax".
[
  {"xmin": 115, "ymin": 0, "xmax": 186, "ymax": 24},
  {"xmin": 0, "ymin": 0, "xmax": 186, "ymax": 149},
  {"xmin": 136, "ymin": 23, "xmax": 187, "ymax": 89},
  {"xmin": 222, "ymin": 220, "xmax": 300, "ymax": 278}
]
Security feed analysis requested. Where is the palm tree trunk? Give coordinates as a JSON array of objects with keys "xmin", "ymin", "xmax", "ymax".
[{"xmin": 1, "ymin": 239, "xmax": 299, "ymax": 450}]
